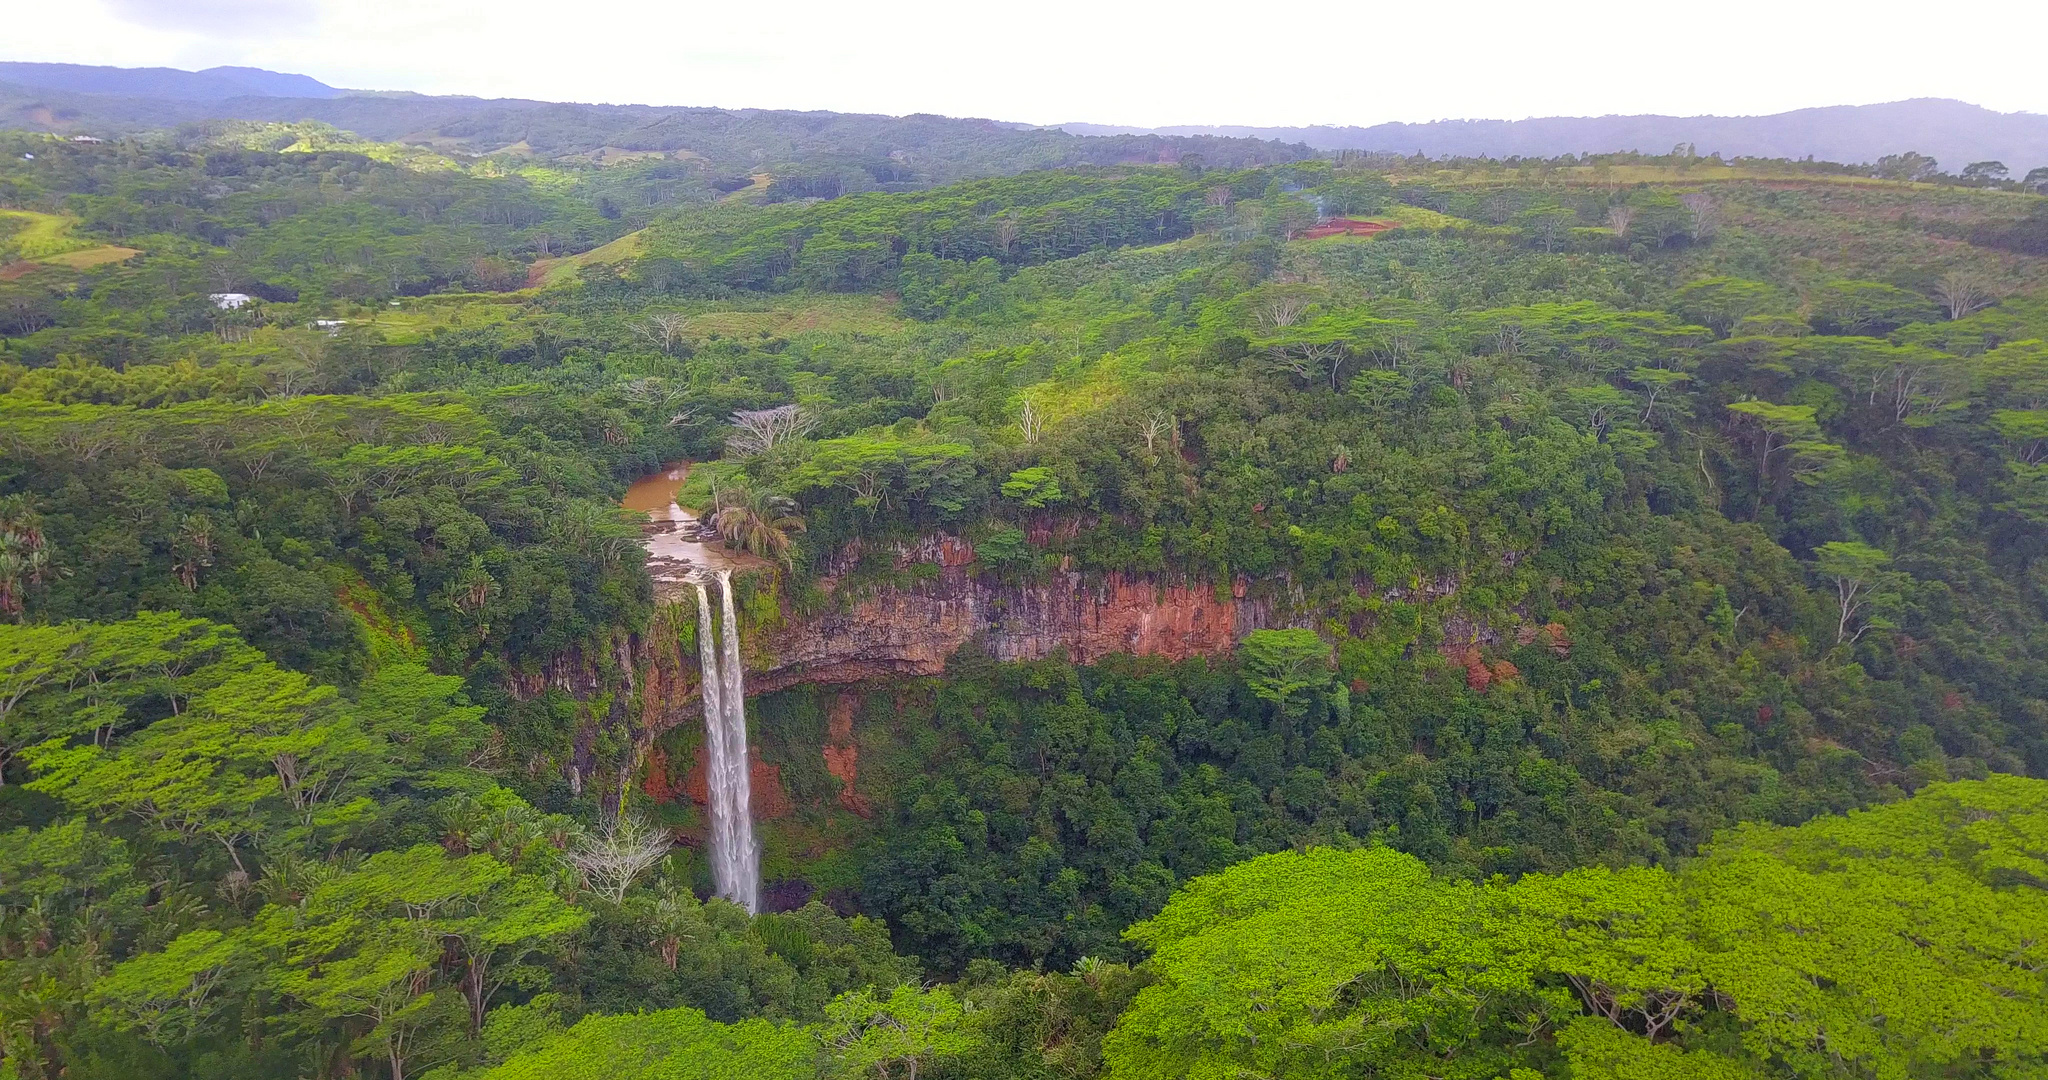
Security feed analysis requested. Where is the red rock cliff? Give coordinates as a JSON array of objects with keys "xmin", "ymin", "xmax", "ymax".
[{"xmin": 744, "ymin": 566, "xmax": 1279, "ymax": 699}]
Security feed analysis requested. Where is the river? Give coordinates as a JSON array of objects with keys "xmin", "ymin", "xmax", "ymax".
[
  {"xmin": 625, "ymin": 462, "xmax": 763, "ymax": 911},
  {"xmin": 622, "ymin": 462, "xmax": 756, "ymax": 598}
]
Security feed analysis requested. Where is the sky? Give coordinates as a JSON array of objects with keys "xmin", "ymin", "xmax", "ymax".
[{"xmin": 3, "ymin": 0, "xmax": 2044, "ymax": 127}]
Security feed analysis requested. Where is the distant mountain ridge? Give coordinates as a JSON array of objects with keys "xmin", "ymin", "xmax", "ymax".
[
  {"xmin": 1064, "ymin": 99, "xmax": 2048, "ymax": 174},
  {"xmin": 0, "ymin": 61, "xmax": 342, "ymax": 101},
  {"xmin": 0, "ymin": 63, "xmax": 1309, "ymax": 187},
  {"xmin": 3, "ymin": 63, "xmax": 2045, "ymax": 176}
]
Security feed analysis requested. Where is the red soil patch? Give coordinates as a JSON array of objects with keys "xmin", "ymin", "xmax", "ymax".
[
  {"xmin": 1297, "ymin": 218, "xmax": 1397, "ymax": 240},
  {"xmin": 822, "ymin": 691, "xmax": 872, "ymax": 817},
  {"xmin": 675, "ymin": 751, "xmax": 794, "ymax": 820}
]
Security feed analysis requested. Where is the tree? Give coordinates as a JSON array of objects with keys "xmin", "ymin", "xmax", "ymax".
[
  {"xmin": 1932, "ymin": 269, "xmax": 1997, "ymax": 320},
  {"xmin": 1681, "ymin": 776, "xmax": 2048, "ymax": 1075},
  {"xmin": 710, "ymin": 483, "xmax": 806, "ymax": 565},
  {"xmin": 1669, "ymin": 276, "xmax": 1786, "ymax": 336},
  {"xmin": 1239, "ymin": 629, "xmax": 1331, "ymax": 717},
  {"xmin": 476, "ymin": 1006, "xmax": 812, "ymax": 1080},
  {"xmin": 1873, "ymin": 151, "xmax": 1940, "ymax": 182},
  {"xmin": 1348, "ymin": 368, "xmax": 1413, "ymax": 418},
  {"xmin": 1562, "ymin": 384, "xmax": 1637, "ymax": 439},
  {"xmin": 999, "ymin": 467, "xmax": 1063, "ymax": 509},
  {"xmin": 1102, "ymin": 780, "xmax": 2048, "ymax": 1080},
  {"xmin": 725, "ymin": 405, "xmax": 815, "ymax": 458},
  {"xmin": 25, "ymin": 659, "xmax": 376, "ymax": 870},
  {"xmin": 1250, "ymin": 285, "xmax": 1316, "ymax": 330},
  {"xmin": 1137, "ymin": 411, "xmax": 1174, "ymax": 454},
  {"xmin": 253, "ymin": 846, "xmax": 584, "ymax": 1076},
  {"xmin": 1256, "ymin": 313, "xmax": 1414, "ymax": 389},
  {"xmin": 780, "ymin": 438, "xmax": 977, "ymax": 519},
  {"xmin": 1629, "ymin": 367, "xmax": 1691, "ymax": 421},
  {"xmin": 1518, "ymin": 204, "xmax": 1577, "ymax": 252},
  {"xmin": 1960, "ymin": 160, "xmax": 2009, "ymax": 186},
  {"xmin": 1725, "ymin": 400, "xmax": 1842, "ymax": 510},
  {"xmin": 1811, "ymin": 540, "xmax": 1900, "ymax": 644},
  {"xmin": 636, "ymin": 312, "xmax": 690, "ymax": 356},
  {"xmin": 1604, "ymin": 204, "xmax": 1635, "ymax": 249},
  {"xmin": 1018, "ymin": 399, "xmax": 1045, "ymax": 444},
  {"xmin": 0, "ymin": 496, "xmax": 54, "ymax": 621},
  {"xmin": 820, "ymin": 984, "xmax": 969, "ymax": 1080},
  {"xmin": 1103, "ymin": 848, "xmax": 1552, "ymax": 1080},
  {"xmin": 569, "ymin": 813, "xmax": 672, "ymax": 904},
  {"xmin": 2026, "ymin": 166, "xmax": 2048, "ymax": 194},
  {"xmin": 1808, "ymin": 279, "xmax": 1939, "ymax": 335},
  {"xmin": 1838, "ymin": 340, "xmax": 1969, "ymax": 423},
  {"xmin": 1678, "ymin": 192, "xmax": 1718, "ymax": 241},
  {"xmin": 1990, "ymin": 409, "xmax": 2048, "ymax": 464},
  {"xmin": 898, "ymin": 255, "xmax": 1001, "ymax": 321},
  {"xmin": 2, "ymin": 613, "xmax": 261, "ymax": 789},
  {"xmin": 1979, "ymin": 339, "xmax": 2048, "ymax": 409},
  {"xmin": 89, "ymin": 929, "xmax": 239, "ymax": 1047},
  {"xmin": 0, "ymin": 624, "xmax": 90, "ymax": 787}
]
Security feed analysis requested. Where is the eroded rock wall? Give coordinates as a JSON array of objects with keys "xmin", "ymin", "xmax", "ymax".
[{"xmin": 745, "ymin": 567, "xmax": 1280, "ymax": 699}]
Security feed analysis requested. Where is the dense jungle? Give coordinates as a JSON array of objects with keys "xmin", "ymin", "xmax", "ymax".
[{"xmin": 3, "ymin": 117, "xmax": 2047, "ymax": 1080}]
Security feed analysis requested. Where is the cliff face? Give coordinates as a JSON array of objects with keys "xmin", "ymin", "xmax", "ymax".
[
  {"xmin": 745, "ymin": 566, "xmax": 1284, "ymax": 699},
  {"xmin": 541, "ymin": 529, "xmax": 1547, "ymax": 856},
  {"xmin": 528, "ymin": 533, "xmax": 1498, "ymax": 807},
  {"xmin": 630, "ymin": 563, "xmax": 1286, "ymax": 733},
  {"xmin": 625, "ymin": 552, "xmax": 1289, "ymax": 828}
]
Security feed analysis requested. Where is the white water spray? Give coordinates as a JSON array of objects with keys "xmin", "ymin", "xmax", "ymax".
[{"xmin": 694, "ymin": 572, "xmax": 759, "ymax": 912}]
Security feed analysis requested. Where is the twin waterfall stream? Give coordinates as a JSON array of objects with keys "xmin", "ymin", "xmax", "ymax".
[
  {"xmin": 693, "ymin": 571, "xmax": 760, "ymax": 914},
  {"xmin": 623, "ymin": 465, "xmax": 761, "ymax": 914}
]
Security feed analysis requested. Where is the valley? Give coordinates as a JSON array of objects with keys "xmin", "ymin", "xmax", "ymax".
[{"xmin": 2, "ymin": 111, "xmax": 2047, "ymax": 1080}]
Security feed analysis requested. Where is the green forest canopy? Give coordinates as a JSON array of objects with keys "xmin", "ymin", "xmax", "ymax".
[{"xmin": 2, "ymin": 123, "xmax": 2048, "ymax": 1079}]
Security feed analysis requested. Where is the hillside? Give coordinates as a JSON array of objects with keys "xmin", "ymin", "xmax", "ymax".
[
  {"xmin": 12, "ymin": 64, "xmax": 2048, "ymax": 186},
  {"xmin": 0, "ymin": 64, "xmax": 1311, "ymax": 185},
  {"xmin": 1067, "ymin": 98, "xmax": 2048, "ymax": 175},
  {"xmin": 0, "ymin": 61, "xmax": 343, "ymax": 100},
  {"xmin": 3, "ymin": 123, "xmax": 2048, "ymax": 1080}
]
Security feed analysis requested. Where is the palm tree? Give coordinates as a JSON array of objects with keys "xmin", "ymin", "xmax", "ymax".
[
  {"xmin": 710, "ymin": 483, "xmax": 805, "ymax": 565},
  {"xmin": 0, "ymin": 495, "xmax": 53, "ymax": 621}
]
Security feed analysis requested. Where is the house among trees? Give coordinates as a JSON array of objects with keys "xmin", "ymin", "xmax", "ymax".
[{"xmin": 208, "ymin": 292, "xmax": 253, "ymax": 309}]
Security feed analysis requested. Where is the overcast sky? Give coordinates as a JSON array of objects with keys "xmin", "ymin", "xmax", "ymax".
[{"xmin": 5, "ymin": 0, "xmax": 2044, "ymax": 127}]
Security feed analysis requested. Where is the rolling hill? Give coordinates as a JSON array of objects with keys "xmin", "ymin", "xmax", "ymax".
[{"xmin": 1064, "ymin": 98, "xmax": 2048, "ymax": 174}]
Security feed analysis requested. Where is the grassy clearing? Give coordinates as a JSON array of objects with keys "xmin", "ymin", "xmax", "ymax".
[
  {"xmin": 0, "ymin": 210, "xmax": 140, "ymax": 274},
  {"xmin": 686, "ymin": 295, "xmax": 908, "ymax": 339},
  {"xmin": 344, "ymin": 297, "xmax": 527, "ymax": 344},
  {"xmin": 529, "ymin": 228, "xmax": 647, "ymax": 286},
  {"xmin": 0, "ymin": 209, "xmax": 93, "ymax": 259},
  {"xmin": 37, "ymin": 245, "xmax": 141, "ymax": 269},
  {"xmin": 719, "ymin": 172, "xmax": 774, "ymax": 205}
]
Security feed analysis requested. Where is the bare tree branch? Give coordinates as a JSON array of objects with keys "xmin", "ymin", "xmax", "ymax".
[
  {"xmin": 569, "ymin": 813, "xmax": 672, "ymax": 904},
  {"xmin": 725, "ymin": 404, "xmax": 816, "ymax": 457}
]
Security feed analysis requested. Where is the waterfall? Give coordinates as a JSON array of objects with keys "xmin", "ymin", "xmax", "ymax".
[
  {"xmin": 693, "ymin": 573, "xmax": 759, "ymax": 913},
  {"xmin": 693, "ymin": 577, "xmax": 759, "ymax": 912}
]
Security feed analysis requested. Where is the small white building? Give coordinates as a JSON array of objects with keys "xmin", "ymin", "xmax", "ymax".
[
  {"xmin": 209, "ymin": 292, "xmax": 254, "ymax": 310},
  {"xmin": 69, "ymin": 135, "xmax": 103, "ymax": 144},
  {"xmin": 313, "ymin": 319, "xmax": 347, "ymax": 333}
]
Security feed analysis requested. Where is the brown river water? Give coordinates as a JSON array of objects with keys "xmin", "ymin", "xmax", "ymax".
[{"xmin": 621, "ymin": 462, "xmax": 756, "ymax": 595}]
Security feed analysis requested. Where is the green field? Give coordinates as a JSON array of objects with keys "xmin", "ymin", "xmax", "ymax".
[{"xmin": 0, "ymin": 209, "xmax": 140, "ymax": 271}]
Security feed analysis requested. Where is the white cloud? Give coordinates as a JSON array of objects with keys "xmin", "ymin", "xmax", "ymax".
[
  {"xmin": 102, "ymin": 0, "xmax": 324, "ymax": 39},
  {"xmin": 3, "ymin": 0, "xmax": 2044, "ymax": 126}
]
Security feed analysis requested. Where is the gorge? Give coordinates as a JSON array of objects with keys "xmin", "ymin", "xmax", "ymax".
[
  {"xmin": 10, "ymin": 122, "xmax": 2048, "ymax": 1080},
  {"xmin": 692, "ymin": 571, "xmax": 759, "ymax": 913},
  {"xmin": 626, "ymin": 465, "xmax": 762, "ymax": 911}
]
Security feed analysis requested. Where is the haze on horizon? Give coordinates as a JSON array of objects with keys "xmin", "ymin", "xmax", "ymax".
[{"xmin": 2, "ymin": 0, "xmax": 2044, "ymax": 129}]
